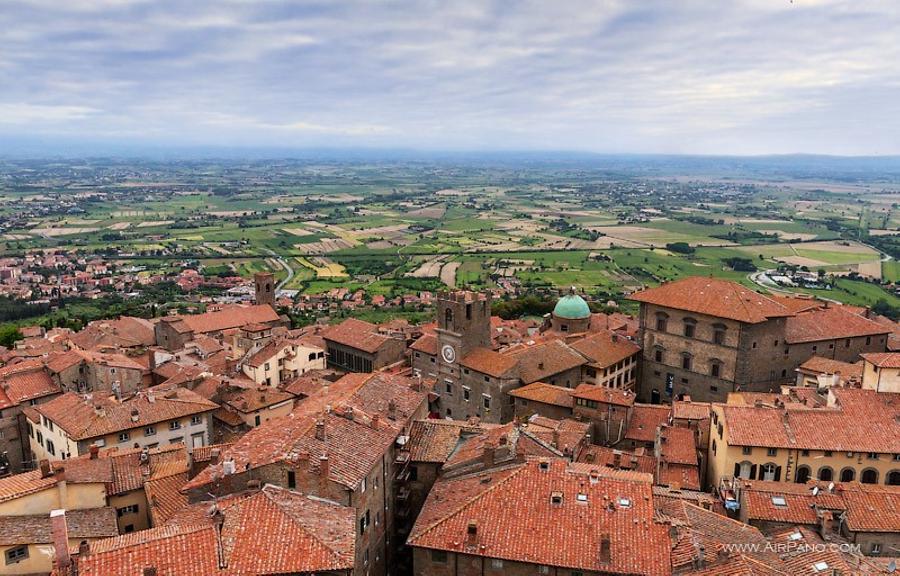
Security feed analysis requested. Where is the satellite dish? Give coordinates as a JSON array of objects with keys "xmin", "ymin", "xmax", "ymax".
[{"xmin": 886, "ymin": 559, "xmax": 896, "ymax": 573}]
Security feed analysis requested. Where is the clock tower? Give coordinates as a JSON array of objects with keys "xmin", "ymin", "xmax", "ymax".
[{"xmin": 435, "ymin": 290, "xmax": 492, "ymax": 376}]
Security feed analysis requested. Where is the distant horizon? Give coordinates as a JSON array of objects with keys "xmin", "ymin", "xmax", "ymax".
[{"xmin": 2, "ymin": 2, "xmax": 899, "ymax": 156}]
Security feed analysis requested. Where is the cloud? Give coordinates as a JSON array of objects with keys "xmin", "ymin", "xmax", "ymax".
[{"xmin": 0, "ymin": 0, "xmax": 898, "ymax": 154}]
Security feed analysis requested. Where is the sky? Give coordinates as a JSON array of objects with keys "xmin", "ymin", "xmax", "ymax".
[{"xmin": 1, "ymin": 0, "xmax": 899, "ymax": 156}]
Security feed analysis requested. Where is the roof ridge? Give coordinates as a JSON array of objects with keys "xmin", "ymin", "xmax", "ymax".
[
  {"xmin": 260, "ymin": 488, "xmax": 350, "ymax": 565},
  {"xmin": 408, "ymin": 462, "xmax": 528, "ymax": 545}
]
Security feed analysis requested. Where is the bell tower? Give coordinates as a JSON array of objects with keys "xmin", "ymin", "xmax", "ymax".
[
  {"xmin": 435, "ymin": 290, "xmax": 492, "ymax": 365},
  {"xmin": 254, "ymin": 272, "xmax": 276, "ymax": 307}
]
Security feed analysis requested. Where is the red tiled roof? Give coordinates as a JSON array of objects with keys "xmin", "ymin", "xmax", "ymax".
[
  {"xmin": 569, "ymin": 330, "xmax": 640, "ymax": 368},
  {"xmin": 509, "ymin": 381, "xmax": 574, "ymax": 408},
  {"xmin": 33, "ymin": 389, "xmax": 218, "ymax": 441},
  {"xmin": 625, "ymin": 404, "xmax": 672, "ymax": 443},
  {"xmin": 842, "ymin": 484, "xmax": 900, "ymax": 533},
  {"xmin": 629, "ymin": 277, "xmax": 793, "ymax": 324},
  {"xmin": 69, "ymin": 316, "xmax": 156, "ymax": 350},
  {"xmin": 185, "ymin": 372, "xmax": 427, "ymax": 492},
  {"xmin": 657, "ymin": 464, "xmax": 701, "ymax": 491},
  {"xmin": 784, "ymin": 306, "xmax": 891, "ymax": 344},
  {"xmin": 576, "ymin": 446, "xmax": 657, "ymax": 476},
  {"xmin": 408, "ymin": 459, "xmax": 671, "ymax": 576},
  {"xmin": 0, "ymin": 361, "xmax": 59, "ymax": 405},
  {"xmin": 721, "ymin": 388, "xmax": 900, "ymax": 452},
  {"xmin": 170, "ymin": 304, "xmax": 280, "ymax": 335},
  {"xmin": 572, "ymin": 383, "xmax": 636, "ymax": 407},
  {"xmin": 658, "ymin": 426, "xmax": 698, "ymax": 466},
  {"xmin": 505, "ymin": 339, "xmax": 586, "ymax": 384},
  {"xmin": 861, "ymin": 351, "xmax": 900, "ymax": 369},
  {"xmin": 797, "ymin": 356, "xmax": 863, "ymax": 379},
  {"xmin": 461, "ymin": 347, "xmax": 518, "ymax": 378},
  {"xmin": 0, "ymin": 508, "xmax": 118, "ymax": 546},
  {"xmin": 407, "ymin": 419, "xmax": 483, "ymax": 463},
  {"xmin": 74, "ymin": 523, "xmax": 223, "ymax": 576},
  {"xmin": 410, "ymin": 333, "xmax": 438, "ymax": 355},
  {"xmin": 322, "ymin": 317, "xmax": 393, "ymax": 353},
  {"xmin": 523, "ymin": 417, "xmax": 590, "ymax": 455},
  {"xmin": 672, "ymin": 399, "xmax": 711, "ymax": 421}
]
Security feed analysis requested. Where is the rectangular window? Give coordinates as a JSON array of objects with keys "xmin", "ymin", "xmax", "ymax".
[
  {"xmin": 482, "ymin": 394, "xmax": 491, "ymax": 410},
  {"xmin": 5, "ymin": 546, "xmax": 28, "ymax": 565},
  {"xmin": 491, "ymin": 559, "xmax": 504, "ymax": 570},
  {"xmin": 46, "ymin": 440, "xmax": 56, "ymax": 456},
  {"xmin": 431, "ymin": 550, "xmax": 448, "ymax": 564},
  {"xmin": 867, "ymin": 452, "xmax": 879, "ymax": 460},
  {"xmin": 144, "ymin": 426, "xmax": 156, "ymax": 436},
  {"xmin": 683, "ymin": 323, "xmax": 695, "ymax": 338},
  {"xmin": 742, "ymin": 446, "xmax": 752, "ymax": 455},
  {"xmin": 463, "ymin": 387, "xmax": 470, "ymax": 401},
  {"xmin": 119, "ymin": 432, "xmax": 130, "ymax": 443},
  {"xmin": 767, "ymin": 448, "xmax": 777, "ymax": 457},
  {"xmin": 169, "ymin": 421, "xmax": 182, "ymax": 430},
  {"xmin": 191, "ymin": 415, "xmax": 203, "ymax": 426},
  {"xmin": 287, "ymin": 470, "xmax": 296, "ymax": 489},
  {"xmin": 116, "ymin": 504, "xmax": 139, "ymax": 517}
]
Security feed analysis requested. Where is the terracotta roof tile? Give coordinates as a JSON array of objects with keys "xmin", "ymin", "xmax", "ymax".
[
  {"xmin": 785, "ymin": 306, "xmax": 890, "ymax": 344},
  {"xmin": 576, "ymin": 446, "xmax": 657, "ymax": 475},
  {"xmin": 797, "ymin": 356, "xmax": 863, "ymax": 379},
  {"xmin": 569, "ymin": 329, "xmax": 641, "ymax": 368},
  {"xmin": 509, "ymin": 381, "xmax": 574, "ymax": 408},
  {"xmin": 33, "ymin": 389, "xmax": 218, "ymax": 441},
  {"xmin": 505, "ymin": 339, "xmax": 586, "ymax": 384},
  {"xmin": 861, "ymin": 351, "xmax": 900, "ymax": 369},
  {"xmin": 410, "ymin": 333, "xmax": 438, "ymax": 355},
  {"xmin": 721, "ymin": 388, "xmax": 900, "ymax": 452},
  {"xmin": 322, "ymin": 317, "xmax": 393, "ymax": 353},
  {"xmin": 0, "ymin": 508, "xmax": 118, "ymax": 546},
  {"xmin": 407, "ymin": 419, "xmax": 483, "ymax": 463},
  {"xmin": 172, "ymin": 304, "xmax": 280, "ymax": 335},
  {"xmin": 572, "ymin": 383, "xmax": 636, "ymax": 407},
  {"xmin": 629, "ymin": 277, "xmax": 792, "ymax": 324},
  {"xmin": 461, "ymin": 347, "xmax": 518, "ymax": 378},
  {"xmin": 409, "ymin": 459, "xmax": 671, "ymax": 576},
  {"xmin": 625, "ymin": 404, "xmax": 672, "ymax": 443}
]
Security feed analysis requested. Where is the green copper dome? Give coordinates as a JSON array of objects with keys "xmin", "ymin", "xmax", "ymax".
[{"xmin": 553, "ymin": 288, "xmax": 591, "ymax": 319}]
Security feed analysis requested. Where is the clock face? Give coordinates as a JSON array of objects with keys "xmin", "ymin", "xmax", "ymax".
[{"xmin": 441, "ymin": 344, "xmax": 457, "ymax": 364}]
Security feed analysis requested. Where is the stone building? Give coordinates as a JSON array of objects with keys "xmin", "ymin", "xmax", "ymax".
[
  {"xmin": 183, "ymin": 372, "xmax": 429, "ymax": 576},
  {"xmin": 322, "ymin": 318, "xmax": 408, "ymax": 372},
  {"xmin": 254, "ymin": 271, "xmax": 276, "ymax": 307},
  {"xmin": 154, "ymin": 304, "xmax": 282, "ymax": 351},
  {"xmin": 630, "ymin": 277, "xmax": 890, "ymax": 403}
]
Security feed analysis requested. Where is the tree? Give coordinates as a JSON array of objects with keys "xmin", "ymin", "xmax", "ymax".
[{"xmin": 0, "ymin": 325, "xmax": 23, "ymax": 348}]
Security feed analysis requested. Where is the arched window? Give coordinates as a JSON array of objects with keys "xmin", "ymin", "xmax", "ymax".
[
  {"xmin": 683, "ymin": 317, "xmax": 697, "ymax": 338},
  {"xmin": 861, "ymin": 468, "xmax": 879, "ymax": 484},
  {"xmin": 444, "ymin": 307, "xmax": 453, "ymax": 327},
  {"xmin": 761, "ymin": 463, "xmax": 781, "ymax": 481},
  {"xmin": 710, "ymin": 359, "xmax": 722, "ymax": 378},
  {"xmin": 818, "ymin": 467, "xmax": 833, "ymax": 482},
  {"xmin": 887, "ymin": 470, "xmax": 900, "ymax": 486},
  {"xmin": 681, "ymin": 353, "xmax": 693, "ymax": 371},
  {"xmin": 840, "ymin": 468, "xmax": 855, "ymax": 483},
  {"xmin": 654, "ymin": 347, "xmax": 665, "ymax": 363},
  {"xmin": 734, "ymin": 461, "xmax": 756, "ymax": 480},
  {"xmin": 712, "ymin": 323, "xmax": 727, "ymax": 345},
  {"xmin": 656, "ymin": 313, "xmax": 669, "ymax": 332},
  {"xmin": 795, "ymin": 466, "xmax": 811, "ymax": 484}
]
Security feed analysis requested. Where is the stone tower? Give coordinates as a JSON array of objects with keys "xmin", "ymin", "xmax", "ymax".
[
  {"xmin": 435, "ymin": 290, "xmax": 492, "ymax": 368},
  {"xmin": 254, "ymin": 272, "xmax": 276, "ymax": 307}
]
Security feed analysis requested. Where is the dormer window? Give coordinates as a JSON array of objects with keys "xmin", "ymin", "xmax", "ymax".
[{"xmin": 550, "ymin": 492, "xmax": 563, "ymax": 505}]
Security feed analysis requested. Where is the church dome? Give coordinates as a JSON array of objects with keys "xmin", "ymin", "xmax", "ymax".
[{"xmin": 552, "ymin": 288, "xmax": 591, "ymax": 319}]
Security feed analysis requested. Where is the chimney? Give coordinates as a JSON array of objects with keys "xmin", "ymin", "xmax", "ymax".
[
  {"xmin": 50, "ymin": 509, "xmax": 70, "ymax": 570},
  {"xmin": 210, "ymin": 448, "xmax": 221, "ymax": 466},
  {"xmin": 482, "ymin": 443, "xmax": 496, "ymax": 467},
  {"xmin": 371, "ymin": 414, "xmax": 380, "ymax": 427},
  {"xmin": 319, "ymin": 454, "xmax": 330, "ymax": 478},
  {"xmin": 599, "ymin": 534, "xmax": 611, "ymax": 563},
  {"xmin": 89, "ymin": 444, "xmax": 100, "ymax": 460},
  {"xmin": 315, "ymin": 419, "xmax": 325, "ymax": 441},
  {"xmin": 131, "ymin": 408, "xmax": 140, "ymax": 422},
  {"xmin": 387, "ymin": 399, "xmax": 397, "ymax": 420},
  {"xmin": 78, "ymin": 540, "xmax": 90, "ymax": 556},
  {"xmin": 39, "ymin": 459, "xmax": 52, "ymax": 478},
  {"xmin": 818, "ymin": 510, "xmax": 836, "ymax": 540},
  {"xmin": 466, "ymin": 521, "xmax": 478, "ymax": 546},
  {"xmin": 612, "ymin": 451, "xmax": 622, "ymax": 469},
  {"xmin": 143, "ymin": 568, "xmax": 158, "ymax": 576},
  {"xmin": 343, "ymin": 405, "xmax": 354, "ymax": 420},
  {"xmin": 612, "ymin": 333, "xmax": 618, "ymax": 343}
]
